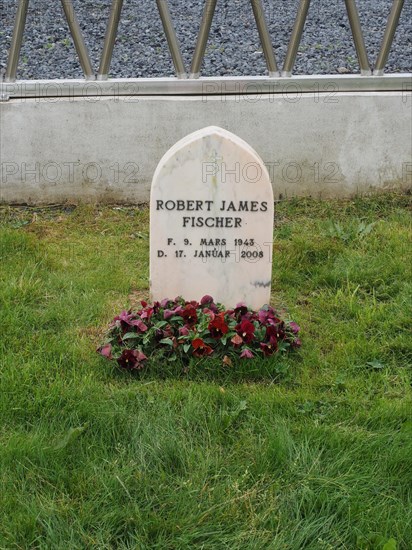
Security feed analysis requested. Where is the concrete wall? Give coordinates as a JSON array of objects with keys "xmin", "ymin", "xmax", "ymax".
[{"xmin": 1, "ymin": 91, "xmax": 411, "ymax": 204}]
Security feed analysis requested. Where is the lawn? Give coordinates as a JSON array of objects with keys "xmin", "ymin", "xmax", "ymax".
[{"xmin": 0, "ymin": 193, "xmax": 411, "ymax": 549}]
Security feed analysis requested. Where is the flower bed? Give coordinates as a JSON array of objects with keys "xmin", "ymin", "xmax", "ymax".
[{"xmin": 98, "ymin": 296, "xmax": 301, "ymax": 371}]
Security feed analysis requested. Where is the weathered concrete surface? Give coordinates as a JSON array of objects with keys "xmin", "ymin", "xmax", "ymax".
[{"xmin": 1, "ymin": 92, "xmax": 411, "ymax": 204}]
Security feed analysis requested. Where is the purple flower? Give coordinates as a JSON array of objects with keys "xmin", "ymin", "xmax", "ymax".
[
  {"xmin": 257, "ymin": 309, "xmax": 269, "ymax": 324},
  {"xmin": 200, "ymin": 295, "xmax": 214, "ymax": 306},
  {"xmin": 113, "ymin": 311, "xmax": 147, "ymax": 333},
  {"xmin": 289, "ymin": 322, "xmax": 300, "ymax": 334},
  {"xmin": 113, "ymin": 310, "xmax": 134, "ymax": 330},
  {"xmin": 163, "ymin": 309, "xmax": 175, "ymax": 320},
  {"xmin": 234, "ymin": 302, "xmax": 248, "ymax": 319},
  {"xmin": 98, "ymin": 343, "xmax": 113, "ymax": 359},
  {"xmin": 117, "ymin": 349, "xmax": 147, "ymax": 370},
  {"xmin": 139, "ymin": 305, "xmax": 154, "ymax": 321},
  {"xmin": 260, "ymin": 341, "xmax": 277, "ymax": 356},
  {"xmin": 114, "ymin": 310, "xmax": 132, "ymax": 323},
  {"xmin": 129, "ymin": 318, "xmax": 148, "ymax": 332},
  {"xmin": 240, "ymin": 348, "xmax": 254, "ymax": 359},
  {"xmin": 179, "ymin": 325, "xmax": 190, "ymax": 336}
]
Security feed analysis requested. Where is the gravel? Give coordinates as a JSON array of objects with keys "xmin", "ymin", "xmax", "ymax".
[{"xmin": 0, "ymin": 0, "xmax": 411, "ymax": 79}]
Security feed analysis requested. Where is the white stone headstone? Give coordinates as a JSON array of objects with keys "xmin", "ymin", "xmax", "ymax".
[{"xmin": 150, "ymin": 126, "xmax": 274, "ymax": 309}]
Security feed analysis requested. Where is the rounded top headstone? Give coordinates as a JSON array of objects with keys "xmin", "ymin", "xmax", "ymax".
[{"xmin": 150, "ymin": 126, "xmax": 274, "ymax": 309}]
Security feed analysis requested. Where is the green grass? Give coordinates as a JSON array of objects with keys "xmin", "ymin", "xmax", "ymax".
[{"xmin": 0, "ymin": 194, "xmax": 411, "ymax": 550}]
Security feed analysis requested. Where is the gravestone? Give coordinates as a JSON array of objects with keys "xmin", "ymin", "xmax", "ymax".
[{"xmin": 150, "ymin": 126, "xmax": 274, "ymax": 309}]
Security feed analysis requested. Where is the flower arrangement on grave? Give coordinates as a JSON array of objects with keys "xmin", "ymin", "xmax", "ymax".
[{"xmin": 98, "ymin": 296, "xmax": 301, "ymax": 371}]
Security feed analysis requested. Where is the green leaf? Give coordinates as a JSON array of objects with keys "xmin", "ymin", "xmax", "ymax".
[
  {"xmin": 383, "ymin": 539, "xmax": 397, "ymax": 550},
  {"xmin": 170, "ymin": 316, "xmax": 183, "ymax": 323},
  {"xmin": 238, "ymin": 400, "xmax": 248, "ymax": 412},
  {"xmin": 159, "ymin": 338, "xmax": 174, "ymax": 346},
  {"xmin": 277, "ymin": 341, "xmax": 289, "ymax": 351},
  {"xmin": 122, "ymin": 332, "xmax": 138, "ymax": 340},
  {"xmin": 183, "ymin": 344, "xmax": 191, "ymax": 353},
  {"xmin": 366, "ymin": 359, "xmax": 385, "ymax": 370},
  {"xmin": 11, "ymin": 220, "xmax": 30, "ymax": 229},
  {"xmin": 358, "ymin": 221, "xmax": 377, "ymax": 237}
]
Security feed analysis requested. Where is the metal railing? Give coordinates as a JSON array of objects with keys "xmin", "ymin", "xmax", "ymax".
[{"xmin": 1, "ymin": 0, "xmax": 410, "ymax": 98}]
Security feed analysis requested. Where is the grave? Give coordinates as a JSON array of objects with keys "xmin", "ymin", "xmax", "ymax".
[{"xmin": 150, "ymin": 126, "xmax": 274, "ymax": 309}]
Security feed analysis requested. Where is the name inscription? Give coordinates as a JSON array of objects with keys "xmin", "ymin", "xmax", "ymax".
[{"xmin": 156, "ymin": 199, "xmax": 268, "ymax": 228}]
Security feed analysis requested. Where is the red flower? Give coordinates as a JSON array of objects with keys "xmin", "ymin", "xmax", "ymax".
[
  {"xmin": 235, "ymin": 319, "xmax": 255, "ymax": 344},
  {"xmin": 265, "ymin": 325, "xmax": 282, "ymax": 344},
  {"xmin": 240, "ymin": 348, "xmax": 254, "ymax": 359},
  {"xmin": 139, "ymin": 306, "xmax": 154, "ymax": 321},
  {"xmin": 260, "ymin": 340, "xmax": 278, "ymax": 356},
  {"xmin": 117, "ymin": 349, "xmax": 147, "ymax": 370},
  {"xmin": 208, "ymin": 313, "xmax": 229, "ymax": 339},
  {"xmin": 182, "ymin": 305, "xmax": 198, "ymax": 326},
  {"xmin": 192, "ymin": 338, "xmax": 213, "ymax": 357}
]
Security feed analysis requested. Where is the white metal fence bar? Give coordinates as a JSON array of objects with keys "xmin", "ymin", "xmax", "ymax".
[
  {"xmin": 97, "ymin": 0, "xmax": 124, "ymax": 80},
  {"xmin": 375, "ymin": 0, "xmax": 405, "ymax": 75},
  {"xmin": 250, "ymin": 0, "xmax": 279, "ymax": 77},
  {"xmin": 282, "ymin": 0, "xmax": 311, "ymax": 77},
  {"xmin": 61, "ymin": 0, "xmax": 94, "ymax": 80},
  {"xmin": 190, "ymin": 0, "xmax": 218, "ymax": 78},
  {"xmin": 5, "ymin": 0, "xmax": 29, "ymax": 82},
  {"xmin": 156, "ymin": 0, "xmax": 187, "ymax": 78},
  {"xmin": 344, "ymin": 0, "xmax": 371, "ymax": 76}
]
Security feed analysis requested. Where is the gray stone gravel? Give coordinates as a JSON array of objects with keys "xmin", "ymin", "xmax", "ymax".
[{"xmin": 0, "ymin": 0, "xmax": 411, "ymax": 79}]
